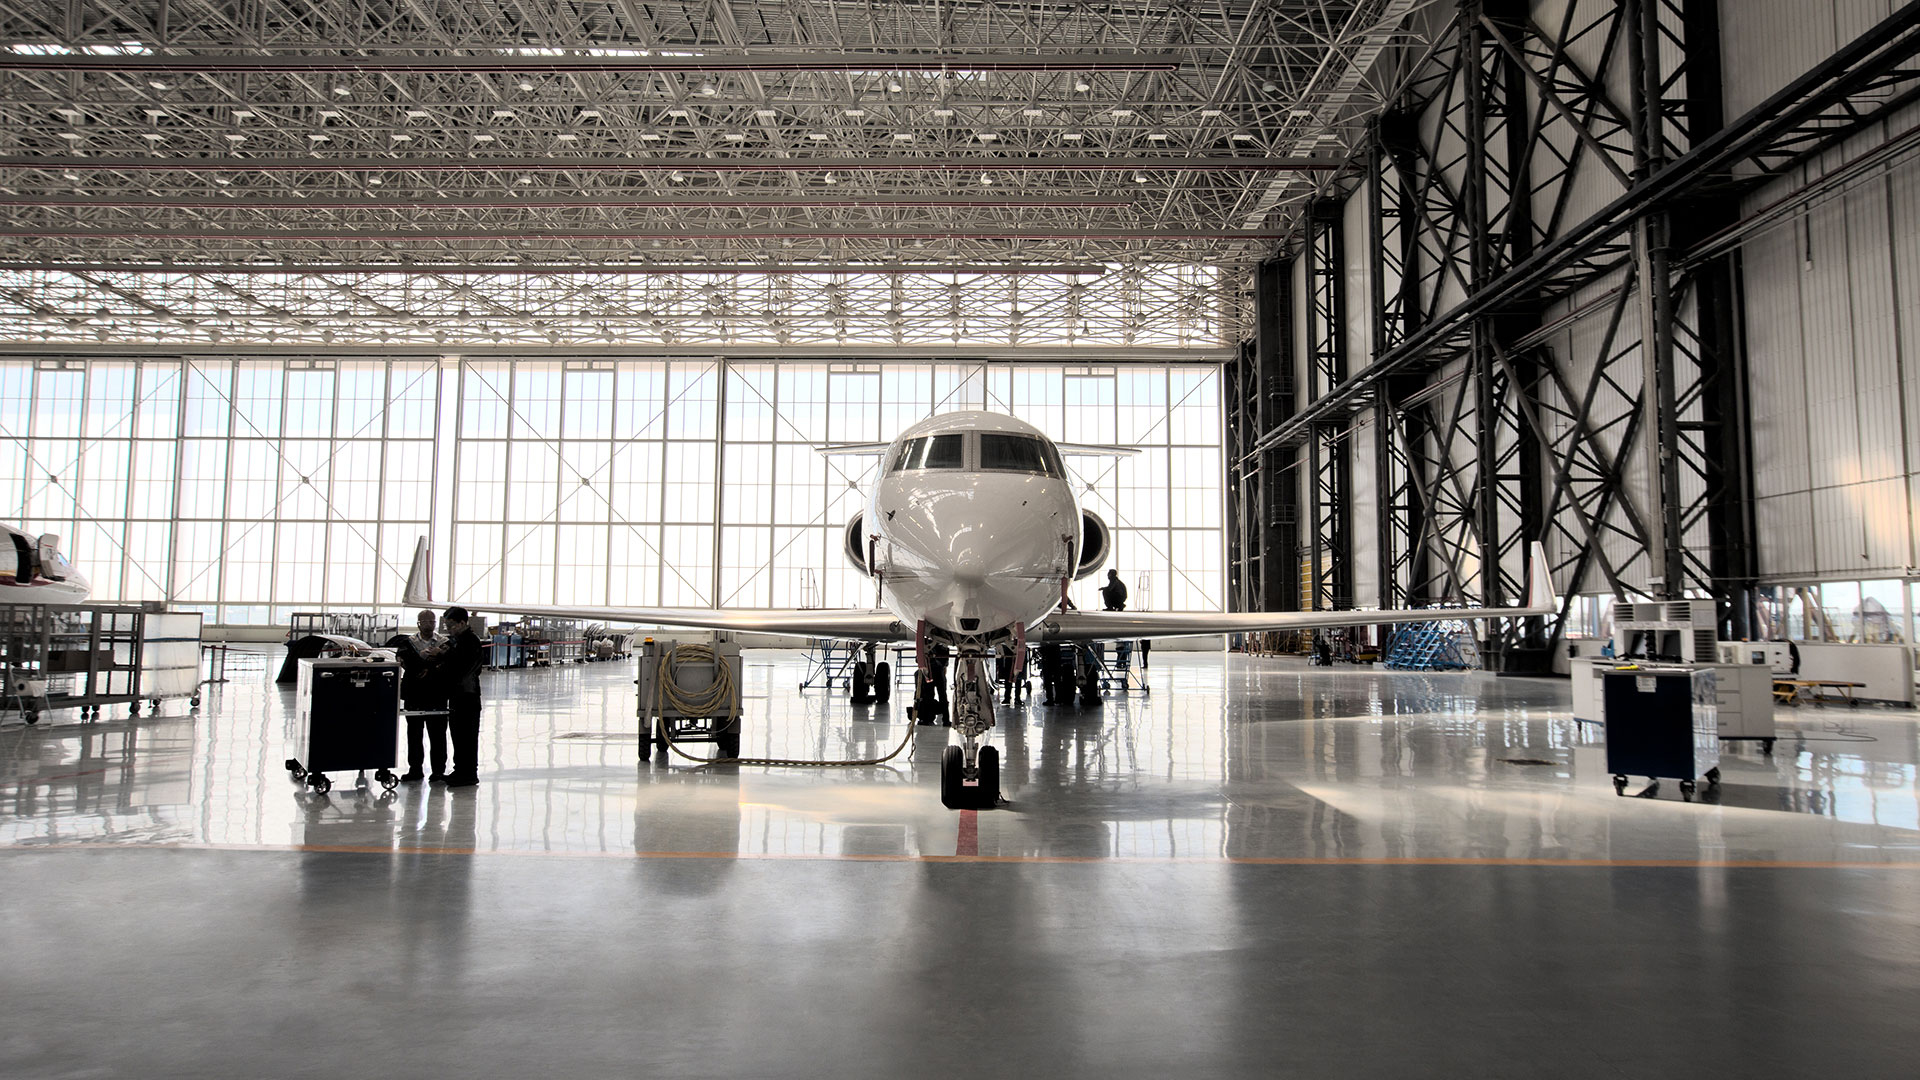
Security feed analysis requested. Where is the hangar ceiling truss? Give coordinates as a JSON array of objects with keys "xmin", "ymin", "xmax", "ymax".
[{"xmin": 0, "ymin": 0, "xmax": 1441, "ymax": 353}]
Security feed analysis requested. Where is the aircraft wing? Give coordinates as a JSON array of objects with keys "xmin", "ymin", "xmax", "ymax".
[
  {"xmin": 1030, "ymin": 544, "xmax": 1558, "ymax": 643},
  {"xmin": 401, "ymin": 538, "xmax": 911, "ymax": 641}
]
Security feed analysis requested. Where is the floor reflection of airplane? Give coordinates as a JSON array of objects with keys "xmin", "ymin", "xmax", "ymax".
[
  {"xmin": 1, "ymin": 525, "xmax": 88, "ymax": 603},
  {"xmin": 404, "ymin": 410, "xmax": 1555, "ymax": 810}
]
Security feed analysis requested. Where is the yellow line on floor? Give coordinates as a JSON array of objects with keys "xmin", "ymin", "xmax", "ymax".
[{"xmin": 3, "ymin": 841, "xmax": 1920, "ymax": 869}]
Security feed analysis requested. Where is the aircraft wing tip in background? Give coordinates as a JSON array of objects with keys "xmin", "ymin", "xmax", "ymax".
[
  {"xmin": 403, "ymin": 536, "xmax": 432, "ymax": 608},
  {"xmin": 1527, "ymin": 541, "xmax": 1557, "ymax": 613}
]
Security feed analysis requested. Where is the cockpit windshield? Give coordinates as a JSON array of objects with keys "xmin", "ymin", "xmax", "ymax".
[
  {"xmin": 979, "ymin": 433, "xmax": 1061, "ymax": 477},
  {"xmin": 890, "ymin": 433, "xmax": 965, "ymax": 471}
]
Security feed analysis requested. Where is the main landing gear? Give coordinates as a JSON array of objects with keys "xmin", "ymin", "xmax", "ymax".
[
  {"xmin": 849, "ymin": 643, "xmax": 892, "ymax": 705},
  {"xmin": 938, "ymin": 645, "xmax": 1001, "ymax": 810}
]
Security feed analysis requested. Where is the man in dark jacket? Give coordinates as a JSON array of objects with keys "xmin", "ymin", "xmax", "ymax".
[
  {"xmin": 1100, "ymin": 569, "xmax": 1128, "ymax": 611},
  {"xmin": 396, "ymin": 609, "xmax": 447, "ymax": 782},
  {"xmin": 436, "ymin": 606, "xmax": 486, "ymax": 788}
]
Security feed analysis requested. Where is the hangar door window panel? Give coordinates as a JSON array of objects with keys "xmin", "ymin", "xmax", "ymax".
[
  {"xmin": 134, "ymin": 365, "xmax": 181, "ymax": 442},
  {"xmin": 1170, "ymin": 448, "xmax": 1222, "ymax": 529},
  {"xmin": 221, "ymin": 525, "xmax": 274, "ymax": 609},
  {"xmin": 77, "ymin": 441, "xmax": 130, "ymax": 528},
  {"xmin": 84, "ymin": 365, "xmax": 137, "ymax": 441},
  {"xmin": 456, "ymin": 442, "xmax": 507, "ymax": 521},
  {"xmin": 502, "ymin": 524, "xmax": 557, "ymax": 603},
  {"xmin": 130, "ymin": 440, "xmax": 176, "ymax": 521},
  {"xmin": 282, "ymin": 370, "xmax": 334, "ymax": 440},
  {"xmin": 277, "ymin": 521, "xmax": 326, "ymax": 604},
  {"xmin": 660, "ymin": 524, "xmax": 714, "ymax": 607},
  {"xmin": 767, "ymin": 527, "xmax": 832, "ymax": 609},
  {"xmin": 1063, "ymin": 373, "xmax": 1117, "ymax": 445},
  {"xmin": 505, "ymin": 443, "xmax": 561, "ymax": 523},
  {"xmin": 333, "ymin": 365, "xmax": 385, "ymax": 443},
  {"xmin": 609, "ymin": 523, "xmax": 664, "ymax": 608},
  {"xmin": 1169, "ymin": 369, "xmax": 1222, "ymax": 446},
  {"xmin": 225, "ymin": 440, "xmax": 279, "ymax": 524},
  {"xmin": 777, "ymin": 443, "xmax": 832, "ymax": 529},
  {"xmin": 1010, "ymin": 367, "xmax": 1065, "ymax": 436},
  {"xmin": 614, "ymin": 366, "xmax": 669, "ymax": 442},
  {"xmin": 723, "ymin": 443, "xmax": 775, "ymax": 526},
  {"xmin": 511, "ymin": 368, "xmax": 562, "ymax": 442},
  {"xmin": 382, "ymin": 442, "xmax": 436, "ymax": 524},
  {"xmin": 231, "ymin": 366, "xmax": 283, "ymax": 442},
  {"xmin": 557, "ymin": 443, "xmax": 613, "ymax": 525},
  {"xmin": 386, "ymin": 364, "xmax": 440, "ymax": 439},
  {"xmin": 881, "ymin": 367, "xmax": 933, "ymax": 436},
  {"xmin": 1168, "ymin": 530, "xmax": 1222, "ymax": 611},
  {"xmin": 554, "ymin": 525, "xmax": 609, "ymax": 607},
  {"xmin": 721, "ymin": 526, "xmax": 774, "ymax": 609},
  {"xmin": 1117, "ymin": 369, "xmax": 1169, "ymax": 445},
  {"xmin": 276, "ymin": 440, "xmax": 333, "ymax": 522},
  {"xmin": 33, "ymin": 369, "xmax": 83, "ymax": 440},
  {"xmin": 119, "ymin": 522, "xmax": 171, "ymax": 604},
  {"xmin": 451, "ymin": 523, "xmax": 504, "ymax": 601},
  {"xmin": 376, "ymin": 529, "xmax": 421, "ymax": 610},
  {"xmin": 460, "ymin": 365, "xmax": 511, "ymax": 439},
  {"xmin": 172, "ymin": 522, "xmax": 224, "ymax": 604},
  {"xmin": 663, "ymin": 441, "xmax": 717, "ymax": 524},
  {"xmin": 326, "ymin": 523, "xmax": 380, "ymax": 607},
  {"xmin": 829, "ymin": 369, "xmax": 882, "ymax": 445},
  {"xmin": 666, "ymin": 365, "xmax": 719, "ymax": 441},
  {"xmin": 329, "ymin": 441, "xmax": 382, "ymax": 522},
  {"xmin": 609, "ymin": 442, "xmax": 666, "ymax": 539},
  {"xmin": 1116, "ymin": 448, "xmax": 1172, "ymax": 530},
  {"xmin": 182, "ymin": 363, "xmax": 233, "ymax": 439},
  {"xmin": 725, "ymin": 367, "xmax": 777, "ymax": 442}
]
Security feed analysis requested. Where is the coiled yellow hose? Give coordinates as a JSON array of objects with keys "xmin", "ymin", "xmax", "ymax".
[{"xmin": 652, "ymin": 643, "xmax": 918, "ymax": 767}]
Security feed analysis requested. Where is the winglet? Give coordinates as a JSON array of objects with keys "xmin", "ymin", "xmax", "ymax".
[
  {"xmin": 403, "ymin": 536, "xmax": 433, "ymax": 607},
  {"xmin": 1525, "ymin": 542, "xmax": 1557, "ymax": 614}
]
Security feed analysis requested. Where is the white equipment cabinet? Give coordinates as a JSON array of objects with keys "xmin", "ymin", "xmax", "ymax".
[{"xmin": 1698, "ymin": 661, "xmax": 1776, "ymax": 751}]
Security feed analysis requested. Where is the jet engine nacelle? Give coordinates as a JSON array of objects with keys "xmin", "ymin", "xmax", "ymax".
[
  {"xmin": 843, "ymin": 514, "xmax": 870, "ymax": 574},
  {"xmin": 1072, "ymin": 510, "xmax": 1110, "ymax": 581}
]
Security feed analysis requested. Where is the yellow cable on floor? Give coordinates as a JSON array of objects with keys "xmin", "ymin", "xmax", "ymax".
[{"xmin": 652, "ymin": 643, "xmax": 918, "ymax": 767}]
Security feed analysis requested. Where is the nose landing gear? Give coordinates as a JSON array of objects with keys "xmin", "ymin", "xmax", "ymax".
[{"xmin": 939, "ymin": 646, "xmax": 1002, "ymax": 810}]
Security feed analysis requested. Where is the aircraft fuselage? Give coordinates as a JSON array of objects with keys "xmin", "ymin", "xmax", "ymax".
[{"xmin": 866, "ymin": 411, "xmax": 1080, "ymax": 640}]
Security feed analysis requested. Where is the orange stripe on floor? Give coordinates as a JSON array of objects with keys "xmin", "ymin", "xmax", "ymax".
[{"xmin": 2, "ymin": 841, "xmax": 1920, "ymax": 870}]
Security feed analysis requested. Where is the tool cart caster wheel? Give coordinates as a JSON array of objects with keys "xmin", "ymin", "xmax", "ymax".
[
  {"xmin": 1705, "ymin": 767, "xmax": 1720, "ymax": 787},
  {"xmin": 1762, "ymin": 738, "xmax": 1775, "ymax": 755},
  {"xmin": 375, "ymin": 769, "xmax": 397, "ymax": 791},
  {"xmin": 190, "ymin": 695, "xmax": 201, "ymax": 708},
  {"xmin": 22, "ymin": 712, "xmax": 36, "ymax": 725},
  {"xmin": 1679, "ymin": 780, "xmax": 1696, "ymax": 802},
  {"xmin": 355, "ymin": 774, "xmax": 370, "ymax": 791},
  {"xmin": 1612, "ymin": 775, "xmax": 1628, "ymax": 796},
  {"xmin": 309, "ymin": 773, "xmax": 332, "ymax": 794}
]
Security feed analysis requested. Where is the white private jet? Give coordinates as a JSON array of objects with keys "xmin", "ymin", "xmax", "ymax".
[
  {"xmin": 0, "ymin": 525, "xmax": 87, "ymax": 604},
  {"xmin": 403, "ymin": 409, "xmax": 1555, "ymax": 809}
]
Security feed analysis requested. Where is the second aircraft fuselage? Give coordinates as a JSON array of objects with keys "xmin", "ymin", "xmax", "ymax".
[{"xmin": 866, "ymin": 411, "xmax": 1082, "ymax": 639}]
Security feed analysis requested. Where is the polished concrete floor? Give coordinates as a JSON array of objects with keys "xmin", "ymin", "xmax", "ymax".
[{"xmin": 4, "ymin": 648, "xmax": 1920, "ymax": 1077}]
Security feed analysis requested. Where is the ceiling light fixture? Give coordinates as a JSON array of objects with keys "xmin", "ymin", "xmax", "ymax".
[{"xmin": 333, "ymin": 85, "xmax": 351, "ymax": 96}]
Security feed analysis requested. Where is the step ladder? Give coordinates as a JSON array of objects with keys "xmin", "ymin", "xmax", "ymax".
[{"xmin": 1383, "ymin": 621, "xmax": 1472, "ymax": 671}]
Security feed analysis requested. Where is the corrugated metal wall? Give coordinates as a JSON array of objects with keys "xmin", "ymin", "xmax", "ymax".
[
  {"xmin": 1723, "ymin": 1, "xmax": 1892, "ymax": 120},
  {"xmin": 1346, "ymin": 185, "xmax": 1381, "ymax": 607},
  {"xmin": 1742, "ymin": 152, "xmax": 1920, "ymax": 581}
]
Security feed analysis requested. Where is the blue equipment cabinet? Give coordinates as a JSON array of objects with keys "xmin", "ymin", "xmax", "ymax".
[{"xmin": 1603, "ymin": 667, "xmax": 1721, "ymax": 800}]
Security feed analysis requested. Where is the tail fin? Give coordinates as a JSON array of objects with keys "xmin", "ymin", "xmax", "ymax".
[
  {"xmin": 1525, "ymin": 542, "xmax": 1557, "ymax": 614},
  {"xmin": 403, "ymin": 537, "xmax": 433, "ymax": 607}
]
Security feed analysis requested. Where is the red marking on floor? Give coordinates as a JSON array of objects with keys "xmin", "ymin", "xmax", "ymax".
[{"xmin": 956, "ymin": 810, "xmax": 978, "ymax": 857}]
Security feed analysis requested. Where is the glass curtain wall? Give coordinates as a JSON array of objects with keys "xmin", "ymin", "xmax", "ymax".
[{"xmin": 0, "ymin": 357, "xmax": 1223, "ymax": 624}]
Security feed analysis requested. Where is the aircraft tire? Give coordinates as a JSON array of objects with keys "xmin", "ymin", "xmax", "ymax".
[
  {"xmin": 851, "ymin": 665, "xmax": 870, "ymax": 703},
  {"xmin": 940, "ymin": 745, "xmax": 965, "ymax": 809},
  {"xmin": 874, "ymin": 663, "xmax": 892, "ymax": 703},
  {"xmin": 975, "ymin": 745, "xmax": 1000, "ymax": 808}
]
